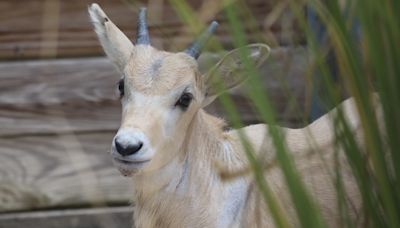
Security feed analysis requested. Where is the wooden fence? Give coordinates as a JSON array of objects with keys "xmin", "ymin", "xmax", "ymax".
[
  {"xmin": 0, "ymin": 0, "xmax": 304, "ymax": 60},
  {"xmin": 0, "ymin": 0, "xmax": 307, "ymax": 227}
]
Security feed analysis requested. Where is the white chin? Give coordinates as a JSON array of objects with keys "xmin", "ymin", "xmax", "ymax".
[{"xmin": 112, "ymin": 158, "xmax": 150, "ymax": 176}]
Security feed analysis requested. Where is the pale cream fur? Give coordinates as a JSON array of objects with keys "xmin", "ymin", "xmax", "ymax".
[{"xmin": 88, "ymin": 3, "xmax": 376, "ymax": 227}]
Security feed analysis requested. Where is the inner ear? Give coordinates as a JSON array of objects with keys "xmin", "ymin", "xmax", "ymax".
[
  {"xmin": 201, "ymin": 44, "xmax": 270, "ymax": 107},
  {"xmin": 88, "ymin": 4, "xmax": 134, "ymax": 72}
]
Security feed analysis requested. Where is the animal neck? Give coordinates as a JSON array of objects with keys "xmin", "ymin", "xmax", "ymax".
[
  {"xmin": 131, "ymin": 110, "xmax": 248, "ymax": 227},
  {"xmin": 132, "ymin": 109, "xmax": 226, "ymax": 197}
]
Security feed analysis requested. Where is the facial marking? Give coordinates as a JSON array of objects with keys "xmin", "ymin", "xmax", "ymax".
[
  {"xmin": 150, "ymin": 58, "xmax": 163, "ymax": 77},
  {"xmin": 124, "ymin": 50, "xmax": 198, "ymax": 95}
]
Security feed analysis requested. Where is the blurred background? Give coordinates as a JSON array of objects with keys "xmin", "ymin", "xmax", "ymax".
[
  {"xmin": 2, "ymin": 0, "xmax": 398, "ymax": 227},
  {"xmin": 0, "ymin": 1, "xmax": 309, "ymax": 227}
]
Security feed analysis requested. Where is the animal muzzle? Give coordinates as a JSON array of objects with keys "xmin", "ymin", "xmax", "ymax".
[{"xmin": 111, "ymin": 128, "xmax": 154, "ymax": 175}]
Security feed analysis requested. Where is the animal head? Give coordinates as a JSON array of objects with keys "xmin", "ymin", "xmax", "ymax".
[{"xmin": 88, "ymin": 3, "xmax": 270, "ymax": 176}]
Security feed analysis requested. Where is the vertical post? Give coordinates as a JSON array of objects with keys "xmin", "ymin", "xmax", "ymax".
[
  {"xmin": 307, "ymin": 2, "xmax": 360, "ymax": 122},
  {"xmin": 307, "ymin": 5, "xmax": 338, "ymax": 121}
]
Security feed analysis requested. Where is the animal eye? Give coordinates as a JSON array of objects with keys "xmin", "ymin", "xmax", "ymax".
[
  {"xmin": 117, "ymin": 79, "xmax": 124, "ymax": 98},
  {"xmin": 175, "ymin": 93, "xmax": 193, "ymax": 109}
]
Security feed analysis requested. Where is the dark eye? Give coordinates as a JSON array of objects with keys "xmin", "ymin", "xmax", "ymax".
[
  {"xmin": 175, "ymin": 93, "xmax": 193, "ymax": 109},
  {"xmin": 117, "ymin": 79, "xmax": 124, "ymax": 98}
]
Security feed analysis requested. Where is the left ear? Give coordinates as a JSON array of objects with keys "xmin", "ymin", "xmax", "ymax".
[
  {"xmin": 201, "ymin": 43, "xmax": 271, "ymax": 107},
  {"xmin": 88, "ymin": 3, "xmax": 134, "ymax": 73}
]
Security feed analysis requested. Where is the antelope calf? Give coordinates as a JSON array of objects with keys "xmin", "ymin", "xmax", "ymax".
[{"xmin": 89, "ymin": 4, "xmax": 367, "ymax": 227}]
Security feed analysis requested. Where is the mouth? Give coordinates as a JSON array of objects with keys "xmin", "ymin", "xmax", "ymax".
[{"xmin": 112, "ymin": 157, "xmax": 150, "ymax": 176}]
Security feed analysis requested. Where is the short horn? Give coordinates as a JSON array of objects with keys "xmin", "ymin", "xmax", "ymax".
[
  {"xmin": 184, "ymin": 21, "xmax": 218, "ymax": 59},
  {"xmin": 136, "ymin": 7, "xmax": 150, "ymax": 45}
]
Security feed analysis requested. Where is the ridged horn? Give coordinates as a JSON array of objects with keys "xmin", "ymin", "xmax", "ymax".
[
  {"xmin": 184, "ymin": 21, "xmax": 218, "ymax": 59},
  {"xmin": 136, "ymin": 7, "xmax": 150, "ymax": 45}
]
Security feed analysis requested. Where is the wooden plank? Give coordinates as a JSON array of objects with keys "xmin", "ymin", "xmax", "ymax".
[
  {"xmin": 0, "ymin": 133, "xmax": 132, "ymax": 212},
  {"xmin": 0, "ymin": 206, "xmax": 132, "ymax": 228},
  {"xmin": 0, "ymin": 0, "xmax": 303, "ymax": 60},
  {"xmin": 0, "ymin": 57, "xmax": 120, "ymax": 137},
  {"xmin": 0, "ymin": 47, "xmax": 307, "ymax": 137},
  {"xmin": 0, "ymin": 47, "xmax": 307, "ymax": 212}
]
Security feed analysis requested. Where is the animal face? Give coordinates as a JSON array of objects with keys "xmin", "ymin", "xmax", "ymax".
[
  {"xmin": 88, "ymin": 3, "xmax": 270, "ymax": 176},
  {"xmin": 113, "ymin": 46, "xmax": 205, "ymax": 175}
]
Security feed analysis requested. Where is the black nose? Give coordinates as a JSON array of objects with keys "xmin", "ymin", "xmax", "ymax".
[{"xmin": 115, "ymin": 138, "xmax": 143, "ymax": 156}]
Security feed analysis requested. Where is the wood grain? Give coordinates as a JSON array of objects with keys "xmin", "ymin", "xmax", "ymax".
[
  {"xmin": 0, "ymin": 47, "xmax": 308, "ymax": 212},
  {"xmin": 0, "ymin": 206, "xmax": 132, "ymax": 228},
  {"xmin": 0, "ymin": 0, "xmax": 304, "ymax": 60},
  {"xmin": 0, "ymin": 47, "xmax": 307, "ymax": 137},
  {"xmin": 0, "ymin": 133, "xmax": 132, "ymax": 212},
  {"xmin": 0, "ymin": 57, "xmax": 120, "ymax": 137}
]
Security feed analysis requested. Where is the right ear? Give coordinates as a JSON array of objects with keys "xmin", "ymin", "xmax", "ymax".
[
  {"xmin": 201, "ymin": 44, "xmax": 270, "ymax": 107},
  {"xmin": 88, "ymin": 3, "xmax": 133, "ymax": 72}
]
